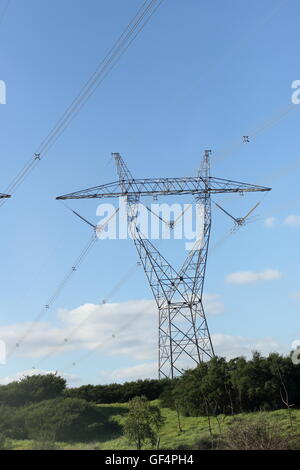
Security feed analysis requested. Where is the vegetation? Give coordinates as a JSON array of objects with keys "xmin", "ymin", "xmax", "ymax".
[
  {"xmin": 0, "ymin": 352, "xmax": 299, "ymax": 450},
  {"xmin": 218, "ymin": 416, "xmax": 298, "ymax": 450},
  {"xmin": 0, "ymin": 373, "xmax": 66, "ymax": 407},
  {"xmin": 65, "ymin": 378, "xmax": 170, "ymax": 404},
  {"xmin": 4, "ymin": 405, "xmax": 300, "ymax": 450},
  {"xmin": 123, "ymin": 396, "xmax": 164, "ymax": 449},
  {"xmin": 161, "ymin": 353, "xmax": 300, "ymax": 416}
]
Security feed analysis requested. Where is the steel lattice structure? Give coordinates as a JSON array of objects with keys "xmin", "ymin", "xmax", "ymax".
[
  {"xmin": 0, "ymin": 193, "xmax": 10, "ymax": 199},
  {"xmin": 57, "ymin": 152, "xmax": 271, "ymax": 379}
]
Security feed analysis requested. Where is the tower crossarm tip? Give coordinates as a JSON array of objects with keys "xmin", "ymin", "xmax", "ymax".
[
  {"xmin": 209, "ymin": 177, "xmax": 271, "ymax": 194},
  {"xmin": 0, "ymin": 193, "xmax": 11, "ymax": 199}
]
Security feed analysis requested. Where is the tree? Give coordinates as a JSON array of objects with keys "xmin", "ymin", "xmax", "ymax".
[
  {"xmin": 123, "ymin": 396, "xmax": 165, "ymax": 450},
  {"xmin": 0, "ymin": 373, "xmax": 66, "ymax": 407}
]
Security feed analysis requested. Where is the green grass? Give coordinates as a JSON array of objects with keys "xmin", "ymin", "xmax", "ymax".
[{"xmin": 8, "ymin": 403, "xmax": 300, "ymax": 450}]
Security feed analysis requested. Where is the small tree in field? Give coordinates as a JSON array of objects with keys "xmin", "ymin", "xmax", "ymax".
[{"xmin": 123, "ymin": 396, "xmax": 165, "ymax": 450}]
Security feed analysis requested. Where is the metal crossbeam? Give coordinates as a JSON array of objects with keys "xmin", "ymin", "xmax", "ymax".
[
  {"xmin": 57, "ymin": 176, "xmax": 270, "ymax": 200},
  {"xmin": 57, "ymin": 152, "xmax": 271, "ymax": 379},
  {"xmin": 0, "ymin": 193, "xmax": 10, "ymax": 199}
]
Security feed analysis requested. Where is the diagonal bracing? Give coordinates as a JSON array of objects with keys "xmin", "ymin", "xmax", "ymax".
[{"xmin": 57, "ymin": 151, "xmax": 271, "ymax": 379}]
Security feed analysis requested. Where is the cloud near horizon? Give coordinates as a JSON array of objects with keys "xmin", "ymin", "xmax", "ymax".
[
  {"xmin": 225, "ymin": 269, "xmax": 282, "ymax": 285},
  {"xmin": 0, "ymin": 294, "xmax": 224, "ymax": 362},
  {"xmin": 284, "ymin": 214, "xmax": 300, "ymax": 226},
  {"xmin": 0, "ymin": 296, "xmax": 289, "ymax": 386},
  {"xmin": 264, "ymin": 216, "xmax": 277, "ymax": 228},
  {"xmin": 2, "ymin": 331, "xmax": 288, "ymax": 386}
]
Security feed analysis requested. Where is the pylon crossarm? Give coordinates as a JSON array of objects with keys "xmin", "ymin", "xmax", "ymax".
[
  {"xmin": 0, "ymin": 193, "xmax": 11, "ymax": 199},
  {"xmin": 57, "ymin": 176, "xmax": 271, "ymax": 200},
  {"xmin": 209, "ymin": 177, "xmax": 270, "ymax": 193}
]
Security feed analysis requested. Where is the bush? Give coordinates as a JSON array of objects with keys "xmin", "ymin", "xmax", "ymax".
[
  {"xmin": 220, "ymin": 416, "xmax": 296, "ymax": 450},
  {"xmin": 0, "ymin": 397, "xmax": 109, "ymax": 443},
  {"xmin": 175, "ymin": 444, "xmax": 191, "ymax": 450},
  {"xmin": 0, "ymin": 405, "xmax": 25, "ymax": 439},
  {"xmin": 0, "ymin": 374, "xmax": 66, "ymax": 407},
  {"xmin": 21, "ymin": 397, "xmax": 106, "ymax": 442},
  {"xmin": 194, "ymin": 436, "xmax": 216, "ymax": 450},
  {"xmin": 0, "ymin": 433, "xmax": 6, "ymax": 450}
]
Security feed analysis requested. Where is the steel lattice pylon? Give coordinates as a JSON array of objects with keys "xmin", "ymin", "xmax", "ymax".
[{"xmin": 57, "ymin": 152, "xmax": 271, "ymax": 379}]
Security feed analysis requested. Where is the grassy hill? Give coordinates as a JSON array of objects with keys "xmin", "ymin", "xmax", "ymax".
[{"xmin": 7, "ymin": 402, "xmax": 300, "ymax": 450}]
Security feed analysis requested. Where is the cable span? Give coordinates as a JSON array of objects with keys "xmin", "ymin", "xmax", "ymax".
[
  {"xmin": 0, "ymin": 0, "xmax": 165, "ymax": 206},
  {"xmin": 8, "ymin": 208, "xmax": 120, "ymax": 358}
]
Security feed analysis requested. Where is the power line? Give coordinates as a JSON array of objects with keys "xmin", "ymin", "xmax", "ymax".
[
  {"xmin": 7, "ymin": 232, "xmax": 98, "ymax": 358},
  {"xmin": 62, "ymin": 301, "xmax": 154, "ymax": 373},
  {"xmin": 0, "ymin": 0, "xmax": 165, "ymax": 206},
  {"xmin": 33, "ymin": 261, "xmax": 140, "ymax": 368},
  {"xmin": 0, "ymin": 0, "xmax": 10, "ymax": 29},
  {"xmin": 8, "ymin": 206, "xmax": 120, "ymax": 358}
]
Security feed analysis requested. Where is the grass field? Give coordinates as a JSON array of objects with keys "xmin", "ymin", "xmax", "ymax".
[{"xmin": 7, "ymin": 403, "xmax": 300, "ymax": 450}]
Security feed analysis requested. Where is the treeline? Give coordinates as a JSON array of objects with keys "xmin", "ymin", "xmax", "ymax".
[
  {"xmin": 0, "ymin": 375, "xmax": 169, "ymax": 408},
  {"xmin": 0, "ymin": 352, "xmax": 299, "ymax": 447},
  {"xmin": 65, "ymin": 378, "xmax": 170, "ymax": 404},
  {"xmin": 161, "ymin": 353, "xmax": 300, "ymax": 416}
]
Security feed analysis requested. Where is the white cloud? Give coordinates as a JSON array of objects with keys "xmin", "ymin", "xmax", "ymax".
[
  {"xmin": 2, "ymin": 332, "xmax": 288, "ymax": 386},
  {"xmin": 264, "ymin": 216, "xmax": 277, "ymax": 228},
  {"xmin": 284, "ymin": 214, "xmax": 300, "ymax": 226},
  {"xmin": 291, "ymin": 340, "xmax": 300, "ymax": 350},
  {"xmin": 100, "ymin": 362, "xmax": 157, "ymax": 383},
  {"xmin": 203, "ymin": 293, "xmax": 224, "ymax": 315},
  {"xmin": 1, "ymin": 299, "xmax": 157, "ymax": 361},
  {"xmin": 1, "ymin": 304, "xmax": 289, "ymax": 385},
  {"xmin": 212, "ymin": 333, "xmax": 287, "ymax": 359},
  {"xmin": 225, "ymin": 269, "xmax": 282, "ymax": 285},
  {"xmin": 1, "ymin": 294, "xmax": 223, "ymax": 364}
]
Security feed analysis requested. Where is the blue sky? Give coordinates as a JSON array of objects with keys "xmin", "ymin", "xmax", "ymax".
[{"xmin": 0, "ymin": 0, "xmax": 300, "ymax": 385}]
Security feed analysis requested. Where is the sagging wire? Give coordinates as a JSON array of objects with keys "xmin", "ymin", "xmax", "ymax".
[
  {"xmin": 0, "ymin": 0, "xmax": 165, "ymax": 206},
  {"xmin": 8, "ymin": 206, "xmax": 120, "ymax": 358}
]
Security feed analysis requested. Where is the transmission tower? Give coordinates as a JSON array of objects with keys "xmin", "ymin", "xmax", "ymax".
[{"xmin": 57, "ymin": 152, "xmax": 271, "ymax": 379}]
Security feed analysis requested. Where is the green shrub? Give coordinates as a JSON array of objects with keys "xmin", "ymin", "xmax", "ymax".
[
  {"xmin": 0, "ymin": 374, "xmax": 66, "ymax": 407},
  {"xmin": 193, "ymin": 436, "xmax": 219, "ymax": 450},
  {"xmin": 0, "ymin": 405, "xmax": 25, "ymax": 439},
  {"xmin": 0, "ymin": 433, "xmax": 6, "ymax": 450},
  {"xmin": 22, "ymin": 397, "xmax": 106, "ymax": 442},
  {"xmin": 220, "ymin": 416, "xmax": 296, "ymax": 450}
]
